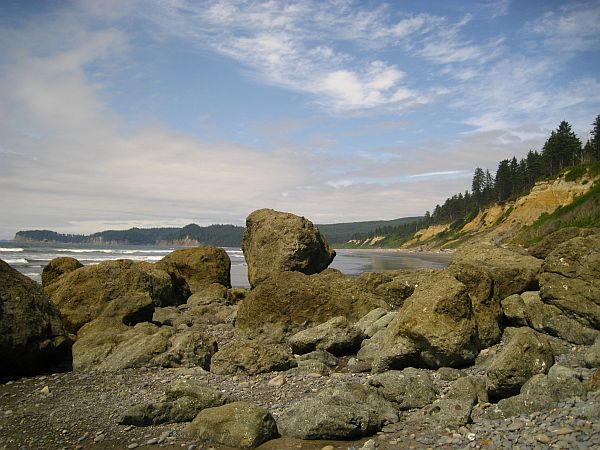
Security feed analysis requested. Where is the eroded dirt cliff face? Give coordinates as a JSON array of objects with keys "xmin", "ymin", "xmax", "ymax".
[{"xmin": 404, "ymin": 175, "xmax": 598, "ymax": 250}]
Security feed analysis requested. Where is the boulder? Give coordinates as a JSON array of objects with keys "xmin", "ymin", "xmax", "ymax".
[
  {"xmin": 72, "ymin": 318, "xmax": 217, "ymax": 371},
  {"xmin": 368, "ymin": 368, "xmax": 436, "ymax": 410},
  {"xmin": 288, "ymin": 316, "xmax": 364, "ymax": 356},
  {"xmin": 485, "ymin": 327, "xmax": 554, "ymax": 399},
  {"xmin": 210, "ymin": 339, "xmax": 296, "ymax": 375},
  {"xmin": 44, "ymin": 259, "xmax": 188, "ymax": 333},
  {"xmin": 294, "ymin": 359, "xmax": 331, "ymax": 377},
  {"xmin": 449, "ymin": 242, "xmax": 542, "ymax": 347},
  {"xmin": 521, "ymin": 291, "xmax": 598, "ymax": 345},
  {"xmin": 242, "ymin": 209, "xmax": 335, "ymax": 287},
  {"xmin": 0, "ymin": 259, "xmax": 72, "ymax": 376},
  {"xmin": 186, "ymin": 402, "xmax": 278, "ymax": 449},
  {"xmin": 295, "ymin": 350, "xmax": 338, "ymax": 367},
  {"xmin": 585, "ymin": 335, "xmax": 600, "ymax": 368},
  {"xmin": 41, "ymin": 257, "xmax": 83, "ymax": 287},
  {"xmin": 121, "ymin": 380, "xmax": 229, "ymax": 426},
  {"xmin": 539, "ymin": 234, "xmax": 600, "ymax": 329},
  {"xmin": 278, "ymin": 383, "xmax": 398, "ymax": 440},
  {"xmin": 373, "ymin": 271, "xmax": 478, "ymax": 370},
  {"xmin": 411, "ymin": 377, "xmax": 477, "ymax": 429},
  {"xmin": 482, "ymin": 368, "xmax": 586, "ymax": 419},
  {"xmin": 157, "ymin": 246, "xmax": 231, "ymax": 292},
  {"xmin": 529, "ymin": 227, "xmax": 600, "ymax": 259},
  {"xmin": 354, "ymin": 270, "xmax": 435, "ymax": 308},
  {"xmin": 236, "ymin": 270, "xmax": 386, "ymax": 343}
]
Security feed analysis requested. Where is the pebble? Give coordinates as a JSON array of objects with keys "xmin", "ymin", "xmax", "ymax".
[
  {"xmin": 320, "ymin": 446, "xmax": 334, "ymax": 450},
  {"xmin": 127, "ymin": 444, "xmax": 138, "ymax": 449},
  {"xmin": 535, "ymin": 433, "xmax": 551, "ymax": 444},
  {"xmin": 268, "ymin": 374, "xmax": 286, "ymax": 387},
  {"xmin": 40, "ymin": 386, "xmax": 50, "ymax": 395},
  {"xmin": 552, "ymin": 427, "xmax": 573, "ymax": 435},
  {"xmin": 93, "ymin": 433, "xmax": 106, "ymax": 443}
]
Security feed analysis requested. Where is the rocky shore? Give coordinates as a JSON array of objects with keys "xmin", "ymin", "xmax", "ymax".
[{"xmin": 1, "ymin": 209, "xmax": 599, "ymax": 449}]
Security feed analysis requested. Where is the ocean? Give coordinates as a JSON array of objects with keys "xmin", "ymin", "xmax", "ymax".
[{"xmin": 0, "ymin": 241, "xmax": 452, "ymax": 288}]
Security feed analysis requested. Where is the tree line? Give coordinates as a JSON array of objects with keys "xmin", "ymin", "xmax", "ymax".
[{"xmin": 352, "ymin": 114, "xmax": 600, "ymax": 243}]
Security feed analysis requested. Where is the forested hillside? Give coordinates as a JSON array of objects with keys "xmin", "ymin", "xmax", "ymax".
[{"xmin": 349, "ymin": 114, "xmax": 600, "ymax": 248}]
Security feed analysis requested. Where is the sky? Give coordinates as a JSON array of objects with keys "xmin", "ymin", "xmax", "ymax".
[{"xmin": 1, "ymin": 0, "xmax": 600, "ymax": 239}]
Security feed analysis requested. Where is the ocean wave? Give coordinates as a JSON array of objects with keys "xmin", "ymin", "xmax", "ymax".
[
  {"xmin": 120, "ymin": 249, "xmax": 173, "ymax": 254},
  {"xmin": 0, "ymin": 247, "xmax": 24, "ymax": 252},
  {"xmin": 57, "ymin": 249, "xmax": 116, "ymax": 253},
  {"xmin": 5, "ymin": 258, "xmax": 28, "ymax": 264}
]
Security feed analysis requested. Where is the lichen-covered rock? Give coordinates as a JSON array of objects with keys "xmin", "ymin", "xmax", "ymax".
[
  {"xmin": 278, "ymin": 383, "xmax": 397, "ymax": 439},
  {"xmin": 485, "ymin": 327, "xmax": 554, "ymax": 399},
  {"xmin": 449, "ymin": 242, "xmax": 542, "ymax": 347},
  {"xmin": 72, "ymin": 318, "xmax": 217, "ymax": 371},
  {"xmin": 44, "ymin": 259, "xmax": 188, "ymax": 333},
  {"xmin": 288, "ymin": 316, "xmax": 364, "ymax": 356},
  {"xmin": 242, "ymin": 209, "xmax": 335, "ymax": 287},
  {"xmin": 157, "ymin": 246, "xmax": 231, "ymax": 292},
  {"xmin": 585, "ymin": 335, "xmax": 600, "ymax": 368},
  {"xmin": 374, "ymin": 271, "xmax": 478, "ymax": 370},
  {"xmin": 120, "ymin": 381, "xmax": 229, "ymax": 426},
  {"xmin": 210, "ymin": 339, "xmax": 296, "ymax": 375},
  {"xmin": 0, "ymin": 259, "xmax": 72, "ymax": 376},
  {"xmin": 368, "ymin": 368, "xmax": 436, "ymax": 410},
  {"xmin": 186, "ymin": 402, "xmax": 278, "ymax": 449},
  {"xmin": 41, "ymin": 257, "xmax": 83, "ymax": 287},
  {"xmin": 236, "ymin": 270, "xmax": 386, "ymax": 343},
  {"xmin": 539, "ymin": 234, "xmax": 600, "ymax": 329}
]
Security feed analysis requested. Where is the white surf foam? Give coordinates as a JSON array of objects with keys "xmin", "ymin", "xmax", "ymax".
[
  {"xmin": 5, "ymin": 258, "xmax": 28, "ymax": 264},
  {"xmin": 0, "ymin": 247, "xmax": 24, "ymax": 252}
]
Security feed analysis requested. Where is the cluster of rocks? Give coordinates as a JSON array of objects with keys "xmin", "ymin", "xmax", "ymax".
[{"xmin": 1, "ymin": 209, "xmax": 599, "ymax": 449}]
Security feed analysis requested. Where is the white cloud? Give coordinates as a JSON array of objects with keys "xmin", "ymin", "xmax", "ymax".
[{"xmin": 526, "ymin": 2, "xmax": 600, "ymax": 52}]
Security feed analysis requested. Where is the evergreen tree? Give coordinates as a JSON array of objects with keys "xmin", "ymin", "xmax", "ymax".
[
  {"xmin": 495, "ymin": 159, "xmax": 512, "ymax": 201},
  {"xmin": 588, "ymin": 114, "xmax": 600, "ymax": 161},
  {"xmin": 471, "ymin": 167, "xmax": 485, "ymax": 207},
  {"xmin": 542, "ymin": 121, "xmax": 582, "ymax": 173}
]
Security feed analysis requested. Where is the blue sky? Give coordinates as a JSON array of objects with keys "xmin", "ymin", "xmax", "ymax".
[{"xmin": 1, "ymin": 0, "xmax": 599, "ymax": 238}]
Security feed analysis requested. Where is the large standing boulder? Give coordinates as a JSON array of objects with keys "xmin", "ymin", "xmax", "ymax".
[
  {"xmin": 44, "ymin": 259, "xmax": 188, "ymax": 333},
  {"xmin": 186, "ymin": 402, "xmax": 278, "ymax": 449},
  {"xmin": 210, "ymin": 339, "xmax": 297, "ymax": 375},
  {"xmin": 242, "ymin": 209, "xmax": 335, "ymax": 287},
  {"xmin": 539, "ymin": 234, "xmax": 600, "ymax": 329},
  {"xmin": 156, "ymin": 246, "xmax": 231, "ymax": 292},
  {"xmin": 72, "ymin": 318, "xmax": 217, "ymax": 371},
  {"xmin": 41, "ymin": 257, "xmax": 83, "ymax": 287},
  {"xmin": 449, "ymin": 242, "xmax": 542, "ymax": 347},
  {"xmin": 373, "ymin": 271, "xmax": 478, "ymax": 370},
  {"xmin": 485, "ymin": 327, "xmax": 554, "ymax": 399},
  {"xmin": 236, "ymin": 270, "xmax": 387, "ymax": 343},
  {"xmin": 0, "ymin": 260, "xmax": 72, "ymax": 376},
  {"xmin": 278, "ymin": 383, "xmax": 398, "ymax": 440}
]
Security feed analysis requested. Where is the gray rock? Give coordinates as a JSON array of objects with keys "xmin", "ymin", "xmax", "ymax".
[
  {"xmin": 294, "ymin": 359, "xmax": 331, "ymax": 376},
  {"xmin": 529, "ymin": 227, "xmax": 600, "ymax": 259},
  {"xmin": 295, "ymin": 349, "xmax": 338, "ymax": 367},
  {"xmin": 369, "ymin": 368, "xmax": 436, "ymax": 410},
  {"xmin": 449, "ymin": 242, "xmax": 542, "ymax": 347},
  {"xmin": 288, "ymin": 316, "xmax": 364, "ymax": 356},
  {"xmin": 539, "ymin": 234, "xmax": 600, "ymax": 329},
  {"xmin": 73, "ymin": 319, "xmax": 217, "ymax": 371},
  {"xmin": 584, "ymin": 335, "xmax": 600, "ymax": 368},
  {"xmin": 374, "ymin": 271, "xmax": 478, "ymax": 370},
  {"xmin": 486, "ymin": 327, "xmax": 554, "ymax": 399},
  {"xmin": 0, "ymin": 259, "xmax": 72, "ymax": 376},
  {"xmin": 242, "ymin": 208, "xmax": 335, "ymax": 288},
  {"xmin": 236, "ymin": 269, "xmax": 386, "ymax": 343},
  {"xmin": 364, "ymin": 312, "xmax": 398, "ymax": 338},
  {"xmin": 437, "ymin": 367, "xmax": 466, "ymax": 381},
  {"xmin": 210, "ymin": 339, "xmax": 296, "ymax": 375},
  {"xmin": 278, "ymin": 383, "xmax": 398, "ymax": 439},
  {"xmin": 354, "ymin": 308, "xmax": 388, "ymax": 335},
  {"xmin": 41, "ymin": 257, "xmax": 83, "ymax": 287},
  {"xmin": 44, "ymin": 259, "xmax": 188, "ymax": 333},
  {"xmin": 186, "ymin": 402, "xmax": 278, "ymax": 449},
  {"xmin": 156, "ymin": 246, "xmax": 231, "ymax": 292},
  {"xmin": 501, "ymin": 294, "xmax": 528, "ymax": 326},
  {"xmin": 121, "ymin": 381, "xmax": 228, "ymax": 426}
]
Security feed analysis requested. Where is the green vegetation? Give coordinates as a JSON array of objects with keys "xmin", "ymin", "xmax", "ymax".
[{"xmin": 318, "ymin": 217, "xmax": 421, "ymax": 244}]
